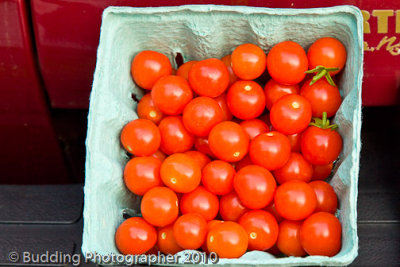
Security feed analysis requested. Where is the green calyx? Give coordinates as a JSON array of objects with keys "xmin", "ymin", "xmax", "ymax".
[
  {"xmin": 309, "ymin": 112, "xmax": 338, "ymax": 130},
  {"xmin": 305, "ymin": 65, "xmax": 339, "ymax": 87}
]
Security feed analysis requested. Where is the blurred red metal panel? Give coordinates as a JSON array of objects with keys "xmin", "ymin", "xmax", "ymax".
[{"xmin": 0, "ymin": 0, "xmax": 69, "ymax": 184}]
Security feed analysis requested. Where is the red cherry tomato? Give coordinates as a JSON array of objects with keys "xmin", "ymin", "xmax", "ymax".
[
  {"xmin": 131, "ymin": 50, "xmax": 172, "ymax": 90},
  {"xmin": 274, "ymin": 180, "xmax": 317, "ymax": 221},
  {"xmin": 202, "ymin": 160, "xmax": 235, "ymax": 195},
  {"xmin": 184, "ymin": 150, "xmax": 211, "ymax": 170},
  {"xmin": 300, "ymin": 79, "xmax": 342, "ymax": 118},
  {"xmin": 301, "ymin": 126, "xmax": 342, "ymax": 165},
  {"xmin": 121, "ymin": 119, "xmax": 161, "ymax": 156},
  {"xmin": 300, "ymin": 212, "xmax": 342, "ymax": 256},
  {"xmin": 238, "ymin": 210, "xmax": 279, "ymax": 251},
  {"xmin": 189, "ymin": 58, "xmax": 230, "ymax": 97},
  {"xmin": 249, "ymin": 131, "xmax": 291, "ymax": 170},
  {"xmin": 183, "ymin": 97, "xmax": 223, "ymax": 136},
  {"xmin": 207, "ymin": 221, "xmax": 248, "ymax": 258},
  {"xmin": 173, "ymin": 213, "xmax": 208, "ymax": 249},
  {"xmin": 151, "ymin": 75, "xmax": 193, "ymax": 115},
  {"xmin": 151, "ymin": 150, "xmax": 166, "ymax": 161},
  {"xmin": 234, "ymin": 165, "xmax": 277, "ymax": 209},
  {"xmin": 160, "ymin": 153, "xmax": 201, "ymax": 193},
  {"xmin": 231, "ymin": 43, "xmax": 267, "ymax": 80},
  {"xmin": 219, "ymin": 191, "xmax": 249, "ymax": 222},
  {"xmin": 235, "ymin": 154, "xmax": 253, "ymax": 171},
  {"xmin": 266, "ymin": 41, "xmax": 308, "ymax": 85},
  {"xmin": 264, "ymin": 79, "xmax": 300, "ymax": 110},
  {"xmin": 137, "ymin": 94, "xmax": 164, "ymax": 124},
  {"xmin": 308, "ymin": 37, "xmax": 347, "ymax": 76},
  {"xmin": 312, "ymin": 163, "xmax": 333, "ymax": 180},
  {"xmin": 115, "ymin": 217, "xmax": 157, "ymax": 254},
  {"xmin": 221, "ymin": 54, "xmax": 238, "ymax": 85},
  {"xmin": 264, "ymin": 202, "xmax": 284, "ymax": 223},
  {"xmin": 287, "ymin": 132, "xmax": 302, "ymax": 152},
  {"xmin": 158, "ymin": 116, "xmax": 194, "ymax": 154},
  {"xmin": 309, "ymin": 181, "xmax": 338, "ymax": 214},
  {"xmin": 141, "ymin": 186, "xmax": 179, "ymax": 227},
  {"xmin": 201, "ymin": 220, "xmax": 225, "ymax": 253},
  {"xmin": 227, "ymin": 80, "xmax": 266, "ymax": 120},
  {"xmin": 194, "ymin": 136, "xmax": 215, "ymax": 158},
  {"xmin": 208, "ymin": 121, "xmax": 249, "ymax": 162},
  {"xmin": 157, "ymin": 224, "xmax": 183, "ymax": 255},
  {"xmin": 270, "ymin": 94, "xmax": 312, "ymax": 135},
  {"xmin": 273, "ymin": 152, "xmax": 313, "ymax": 184},
  {"xmin": 176, "ymin": 60, "xmax": 197, "ymax": 80},
  {"xmin": 277, "ymin": 220, "xmax": 306, "ymax": 257},
  {"xmin": 123, "ymin": 157, "xmax": 162, "ymax": 196},
  {"xmin": 240, "ymin": 119, "xmax": 269, "ymax": 140},
  {"xmin": 214, "ymin": 93, "xmax": 233, "ymax": 121},
  {"xmin": 180, "ymin": 186, "xmax": 219, "ymax": 221}
]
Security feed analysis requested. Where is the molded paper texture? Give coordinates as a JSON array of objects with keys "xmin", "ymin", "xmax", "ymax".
[{"xmin": 83, "ymin": 5, "xmax": 363, "ymax": 266}]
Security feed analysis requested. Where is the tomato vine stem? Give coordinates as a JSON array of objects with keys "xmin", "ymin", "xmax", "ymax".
[
  {"xmin": 305, "ymin": 65, "xmax": 339, "ymax": 87},
  {"xmin": 309, "ymin": 112, "xmax": 338, "ymax": 130}
]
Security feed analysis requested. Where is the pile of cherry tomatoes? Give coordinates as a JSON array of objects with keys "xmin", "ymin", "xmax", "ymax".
[{"xmin": 115, "ymin": 37, "xmax": 346, "ymax": 259}]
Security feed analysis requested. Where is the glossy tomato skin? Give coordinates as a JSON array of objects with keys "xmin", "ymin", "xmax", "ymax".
[
  {"xmin": 235, "ymin": 154, "xmax": 253, "ymax": 171},
  {"xmin": 227, "ymin": 80, "xmax": 266, "ymax": 120},
  {"xmin": 264, "ymin": 79, "xmax": 300, "ymax": 110},
  {"xmin": 151, "ymin": 150, "xmax": 166, "ymax": 161},
  {"xmin": 301, "ymin": 126, "xmax": 343, "ymax": 165},
  {"xmin": 141, "ymin": 186, "xmax": 179, "ymax": 227},
  {"xmin": 240, "ymin": 119, "xmax": 269, "ymax": 140},
  {"xmin": 309, "ymin": 181, "xmax": 338, "ymax": 214},
  {"xmin": 189, "ymin": 58, "xmax": 230, "ymax": 97},
  {"xmin": 273, "ymin": 152, "xmax": 313, "ymax": 184},
  {"xmin": 131, "ymin": 51, "xmax": 172, "ymax": 90},
  {"xmin": 287, "ymin": 132, "xmax": 302, "ymax": 152},
  {"xmin": 202, "ymin": 160, "xmax": 235, "ymax": 195},
  {"xmin": 201, "ymin": 220, "xmax": 224, "ymax": 253},
  {"xmin": 231, "ymin": 43, "xmax": 267, "ymax": 80},
  {"xmin": 158, "ymin": 116, "xmax": 194, "ymax": 155},
  {"xmin": 249, "ymin": 131, "xmax": 291, "ymax": 171},
  {"xmin": 214, "ymin": 93, "xmax": 233, "ymax": 121},
  {"xmin": 137, "ymin": 94, "xmax": 164, "ymax": 125},
  {"xmin": 124, "ymin": 157, "xmax": 162, "ymax": 196},
  {"xmin": 300, "ymin": 79, "xmax": 342, "ymax": 118},
  {"xmin": 221, "ymin": 54, "xmax": 238, "ymax": 85},
  {"xmin": 270, "ymin": 94, "xmax": 312, "ymax": 135},
  {"xmin": 308, "ymin": 37, "xmax": 347, "ymax": 76},
  {"xmin": 277, "ymin": 220, "xmax": 307, "ymax": 257},
  {"xmin": 267, "ymin": 41, "xmax": 308, "ymax": 85},
  {"xmin": 115, "ymin": 217, "xmax": 157, "ymax": 254},
  {"xmin": 180, "ymin": 186, "xmax": 219, "ymax": 221},
  {"xmin": 176, "ymin": 60, "xmax": 197, "ymax": 80},
  {"xmin": 184, "ymin": 150, "xmax": 211, "ymax": 170},
  {"xmin": 157, "ymin": 224, "xmax": 183, "ymax": 255},
  {"xmin": 300, "ymin": 212, "xmax": 342, "ymax": 256},
  {"xmin": 208, "ymin": 121, "xmax": 249, "ymax": 162},
  {"xmin": 312, "ymin": 163, "xmax": 333, "ymax": 180},
  {"xmin": 160, "ymin": 153, "xmax": 201, "ymax": 193},
  {"xmin": 274, "ymin": 180, "xmax": 317, "ymax": 221},
  {"xmin": 194, "ymin": 137, "xmax": 215, "ymax": 158},
  {"xmin": 234, "ymin": 165, "xmax": 277, "ymax": 209},
  {"xmin": 121, "ymin": 119, "xmax": 161, "ymax": 156},
  {"xmin": 219, "ymin": 191, "xmax": 249, "ymax": 221},
  {"xmin": 238, "ymin": 210, "xmax": 279, "ymax": 251},
  {"xmin": 173, "ymin": 213, "xmax": 208, "ymax": 249},
  {"xmin": 151, "ymin": 75, "xmax": 193, "ymax": 115},
  {"xmin": 183, "ymin": 97, "xmax": 223, "ymax": 137},
  {"xmin": 207, "ymin": 221, "xmax": 248, "ymax": 258}
]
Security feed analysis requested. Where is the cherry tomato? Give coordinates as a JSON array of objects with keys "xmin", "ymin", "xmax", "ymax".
[
  {"xmin": 270, "ymin": 94, "xmax": 312, "ymax": 135},
  {"xmin": 309, "ymin": 181, "xmax": 338, "ymax": 214},
  {"xmin": 180, "ymin": 186, "xmax": 219, "ymax": 221},
  {"xmin": 300, "ymin": 79, "xmax": 342, "ymax": 118},
  {"xmin": 151, "ymin": 150, "xmax": 166, "ymax": 161},
  {"xmin": 308, "ymin": 37, "xmax": 347, "ymax": 76},
  {"xmin": 201, "ymin": 220, "xmax": 224, "ymax": 253},
  {"xmin": 207, "ymin": 221, "xmax": 248, "ymax": 258},
  {"xmin": 249, "ymin": 131, "xmax": 291, "ymax": 170},
  {"xmin": 227, "ymin": 80, "xmax": 266, "ymax": 120},
  {"xmin": 235, "ymin": 154, "xmax": 253, "ymax": 171},
  {"xmin": 121, "ymin": 119, "xmax": 161, "ymax": 156},
  {"xmin": 184, "ymin": 150, "xmax": 211, "ymax": 170},
  {"xmin": 264, "ymin": 79, "xmax": 300, "ymax": 110},
  {"xmin": 300, "ymin": 212, "xmax": 342, "ymax": 256},
  {"xmin": 240, "ymin": 119, "xmax": 269, "ymax": 140},
  {"xmin": 176, "ymin": 60, "xmax": 197, "ymax": 80},
  {"xmin": 189, "ymin": 58, "xmax": 230, "ymax": 97},
  {"xmin": 202, "ymin": 160, "xmax": 235, "ymax": 195},
  {"xmin": 264, "ymin": 202, "xmax": 284, "ymax": 223},
  {"xmin": 231, "ymin": 43, "xmax": 267, "ymax": 80},
  {"xmin": 141, "ymin": 186, "xmax": 179, "ymax": 227},
  {"xmin": 221, "ymin": 54, "xmax": 238, "ymax": 85},
  {"xmin": 158, "ymin": 116, "xmax": 194, "ymax": 154},
  {"xmin": 157, "ymin": 224, "xmax": 183, "ymax": 255},
  {"xmin": 208, "ymin": 121, "xmax": 249, "ymax": 162},
  {"xmin": 273, "ymin": 152, "xmax": 313, "ymax": 184},
  {"xmin": 219, "ymin": 191, "xmax": 249, "ymax": 222},
  {"xmin": 160, "ymin": 153, "xmax": 201, "ymax": 193},
  {"xmin": 151, "ymin": 75, "xmax": 193, "ymax": 115},
  {"xmin": 115, "ymin": 217, "xmax": 157, "ymax": 254},
  {"xmin": 131, "ymin": 50, "xmax": 172, "ymax": 90},
  {"xmin": 137, "ymin": 94, "xmax": 164, "ymax": 124},
  {"xmin": 266, "ymin": 41, "xmax": 308, "ymax": 85},
  {"xmin": 173, "ymin": 213, "xmax": 208, "ymax": 249},
  {"xmin": 194, "ymin": 137, "xmax": 215, "ymax": 158},
  {"xmin": 274, "ymin": 180, "xmax": 317, "ymax": 221},
  {"xmin": 301, "ymin": 126, "xmax": 342, "ymax": 165},
  {"xmin": 238, "ymin": 210, "xmax": 279, "ymax": 251},
  {"xmin": 287, "ymin": 132, "xmax": 302, "ymax": 152},
  {"xmin": 183, "ymin": 97, "xmax": 223, "ymax": 136},
  {"xmin": 277, "ymin": 220, "xmax": 306, "ymax": 257},
  {"xmin": 123, "ymin": 157, "xmax": 162, "ymax": 196},
  {"xmin": 312, "ymin": 163, "xmax": 333, "ymax": 180},
  {"xmin": 214, "ymin": 93, "xmax": 233, "ymax": 121},
  {"xmin": 234, "ymin": 165, "xmax": 276, "ymax": 209}
]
